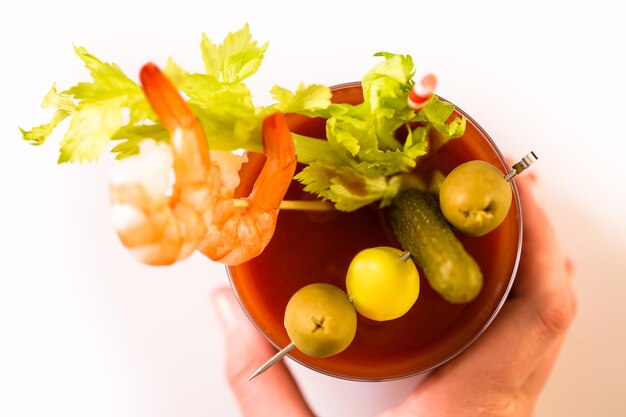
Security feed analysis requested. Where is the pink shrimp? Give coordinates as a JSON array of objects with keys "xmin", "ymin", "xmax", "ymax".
[
  {"xmin": 110, "ymin": 63, "xmax": 296, "ymax": 266},
  {"xmin": 197, "ymin": 112, "xmax": 297, "ymax": 265}
]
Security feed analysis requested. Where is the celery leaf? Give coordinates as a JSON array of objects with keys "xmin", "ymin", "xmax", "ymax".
[
  {"xmin": 22, "ymin": 26, "xmax": 467, "ymax": 213},
  {"xmin": 290, "ymin": 52, "xmax": 466, "ymax": 210},
  {"xmin": 295, "ymin": 162, "xmax": 403, "ymax": 212},
  {"xmin": 201, "ymin": 24, "xmax": 268, "ymax": 83},
  {"xmin": 165, "ymin": 57, "xmax": 265, "ymax": 153},
  {"xmin": 271, "ymin": 83, "xmax": 332, "ymax": 115},
  {"xmin": 110, "ymin": 124, "xmax": 169, "ymax": 159},
  {"xmin": 20, "ymin": 85, "xmax": 76, "ymax": 145},
  {"xmin": 58, "ymin": 101, "xmax": 125, "ymax": 163}
]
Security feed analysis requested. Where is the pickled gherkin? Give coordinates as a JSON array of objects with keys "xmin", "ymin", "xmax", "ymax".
[{"xmin": 389, "ymin": 189, "xmax": 483, "ymax": 303}]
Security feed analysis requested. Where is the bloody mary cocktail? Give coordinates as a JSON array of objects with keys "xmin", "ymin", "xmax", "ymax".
[{"xmin": 227, "ymin": 82, "xmax": 522, "ymax": 381}]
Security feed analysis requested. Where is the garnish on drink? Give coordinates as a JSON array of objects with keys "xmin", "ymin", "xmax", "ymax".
[
  {"xmin": 21, "ymin": 25, "xmax": 536, "ymax": 380},
  {"xmin": 110, "ymin": 62, "xmax": 296, "ymax": 266},
  {"xmin": 250, "ymin": 248, "xmax": 418, "ymax": 380},
  {"xmin": 346, "ymin": 247, "xmax": 420, "ymax": 321},
  {"xmin": 439, "ymin": 161, "xmax": 513, "ymax": 237},
  {"xmin": 284, "ymin": 283, "xmax": 357, "ymax": 358}
]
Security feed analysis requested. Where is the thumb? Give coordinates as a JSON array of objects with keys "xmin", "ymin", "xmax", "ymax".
[{"xmin": 212, "ymin": 287, "xmax": 315, "ymax": 417}]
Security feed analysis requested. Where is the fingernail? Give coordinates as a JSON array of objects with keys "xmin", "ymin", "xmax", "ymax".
[
  {"xmin": 212, "ymin": 289, "xmax": 238, "ymax": 333},
  {"xmin": 519, "ymin": 173, "xmax": 543, "ymax": 205},
  {"xmin": 565, "ymin": 257, "xmax": 576, "ymax": 276},
  {"xmin": 532, "ymin": 179, "xmax": 546, "ymax": 205}
]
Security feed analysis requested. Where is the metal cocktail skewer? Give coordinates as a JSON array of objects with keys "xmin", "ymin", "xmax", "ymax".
[
  {"xmin": 250, "ymin": 152, "xmax": 538, "ymax": 381},
  {"xmin": 249, "ymin": 342, "xmax": 295, "ymax": 381},
  {"xmin": 248, "ymin": 251, "xmax": 416, "ymax": 381},
  {"xmin": 505, "ymin": 152, "xmax": 538, "ymax": 182}
]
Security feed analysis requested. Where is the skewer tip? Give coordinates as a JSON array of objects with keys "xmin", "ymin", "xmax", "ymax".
[
  {"xmin": 248, "ymin": 342, "xmax": 296, "ymax": 381},
  {"xmin": 248, "ymin": 367, "xmax": 264, "ymax": 381}
]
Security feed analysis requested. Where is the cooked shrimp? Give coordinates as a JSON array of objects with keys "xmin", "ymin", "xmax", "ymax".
[
  {"xmin": 110, "ymin": 62, "xmax": 296, "ymax": 266},
  {"xmin": 198, "ymin": 111, "xmax": 297, "ymax": 265},
  {"xmin": 110, "ymin": 62, "xmax": 216, "ymax": 265}
]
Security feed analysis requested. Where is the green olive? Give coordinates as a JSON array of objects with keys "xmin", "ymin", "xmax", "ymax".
[
  {"xmin": 439, "ymin": 160, "xmax": 512, "ymax": 236},
  {"xmin": 346, "ymin": 246, "xmax": 420, "ymax": 321},
  {"xmin": 284, "ymin": 283, "xmax": 357, "ymax": 358}
]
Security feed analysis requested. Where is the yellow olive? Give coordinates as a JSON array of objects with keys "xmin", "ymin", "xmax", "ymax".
[
  {"xmin": 346, "ymin": 246, "xmax": 420, "ymax": 321},
  {"xmin": 439, "ymin": 160, "xmax": 512, "ymax": 236},
  {"xmin": 284, "ymin": 283, "xmax": 357, "ymax": 358}
]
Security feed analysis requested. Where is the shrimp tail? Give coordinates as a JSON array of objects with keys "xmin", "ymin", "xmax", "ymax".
[
  {"xmin": 140, "ymin": 63, "xmax": 195, "ymax": 130},
  {"xmin": 197, "ymin": 112, "xmax": 296, "ymax": 265},
  {"xmin": 249, "ymin": 113, "xmax": 297, "ymax": 209},
  {"xmin": 140, "ymin": 63, "xmax": 210, "ymax": 184}
]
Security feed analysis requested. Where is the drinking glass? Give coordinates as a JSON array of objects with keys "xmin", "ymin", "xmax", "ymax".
[{"xmin": 226, "ymin": 82, "xmax": 522, "ymax": 381}]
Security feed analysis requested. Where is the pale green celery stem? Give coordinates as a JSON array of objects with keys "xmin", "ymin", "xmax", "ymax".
[
  {"xmin": 378, "ymin": 135, "xmax": 403, "ymax": 151},
  {"xmin": 291, "ymin": 133, "xmax": 343, "ymax": 166}
]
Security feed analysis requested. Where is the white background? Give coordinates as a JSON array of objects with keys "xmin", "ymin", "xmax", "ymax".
[{"xmin": 1, "ymin": 0, "xmax": 625, "ymax": 416}]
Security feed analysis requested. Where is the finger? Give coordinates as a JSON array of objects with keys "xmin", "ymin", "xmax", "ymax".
[
  {"xmin": 511, "ymin": 174, "xmax": 569, "ymax": 299},
  {"xmin": 521, "ymin": 334, "xmax": 566, "ymax": 401},
  {"xmin": 452, "ymin": 174, "xmax": 575, "ymax": 382},
  {"xmin": 522, "ymin": 263, "xmax": 577, "ymax": 398},
  {"xmin": 377, "ymin": 300, "xmax": 543, "ymax": 417},
  {"xmin": 212, "ymin": 288, "xmax": 315, "ymax": 417}
]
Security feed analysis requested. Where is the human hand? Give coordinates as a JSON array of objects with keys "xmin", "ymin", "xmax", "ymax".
[{"xmin": 212, "ymin": 174, "xmax": 576, "ymax": 417}]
